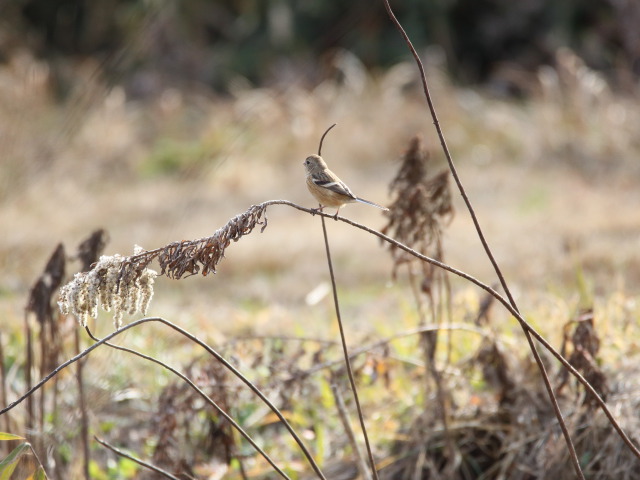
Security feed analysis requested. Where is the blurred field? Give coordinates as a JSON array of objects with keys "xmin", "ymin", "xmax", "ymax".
[
  {"xmin": 1, "ymin": 48, "xmax": 639, "ymax": 318},
  {"xmin": 1, "ymin": 44, "xmax": 640, "ymax": 478}
]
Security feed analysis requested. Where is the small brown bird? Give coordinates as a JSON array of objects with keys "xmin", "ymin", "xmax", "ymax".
[{"xmin": 303, "ymin": 154, "xmax": 388, "ymax": 218}]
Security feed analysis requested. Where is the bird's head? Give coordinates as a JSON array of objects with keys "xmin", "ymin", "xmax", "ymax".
[{"xmin": 303, "ymin": 154, "xmax": 327, "ymax": 174}]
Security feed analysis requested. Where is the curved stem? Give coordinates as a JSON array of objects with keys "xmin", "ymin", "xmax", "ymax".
[
  {"xmin": 84, "ymin": 327, "xmax": 292, "ymax": 479},
  {"xmin": 0, "ymin": 317, "xmax": 326, "ymax": 480}
]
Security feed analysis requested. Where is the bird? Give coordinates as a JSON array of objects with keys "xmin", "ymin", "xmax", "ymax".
[{"xmin": 303, "ymin": 154, "xmax": 388, "ymax": 219}]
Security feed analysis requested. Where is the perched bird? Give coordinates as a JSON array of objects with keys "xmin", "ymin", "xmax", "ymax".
[{"xmin": 303, "ymin": 154, "xmax": 388, "ymax": 218}]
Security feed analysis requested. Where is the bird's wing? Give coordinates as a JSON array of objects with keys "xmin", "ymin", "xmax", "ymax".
[{"xmin": 311, "ymin": 172, "xmax": 357, "ymax": 199}]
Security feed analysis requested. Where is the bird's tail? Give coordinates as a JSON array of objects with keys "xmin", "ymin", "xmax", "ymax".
[{"xmin": 356, "ymin": 197, "xmax": 389, "ymax": 211}]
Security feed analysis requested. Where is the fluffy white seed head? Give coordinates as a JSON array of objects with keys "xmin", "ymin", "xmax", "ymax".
[{"xmin": 58, "ymin": 253, "xmax": 157, "ymax": 329}]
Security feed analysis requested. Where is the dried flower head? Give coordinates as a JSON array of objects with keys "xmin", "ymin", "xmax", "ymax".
[
  {"xmin": 382, "ymin": 135, "xmax": 454, "ymax": 275},
  {"xmin": 58, "ymin": 253, "xmax": 157, "ymax": 329},
  {"xmin": 557, "ymin": 309, "xmax": 609, "ymax": 406},
  {"xmin": 26, "ymin": 243, "xmax": 66, "ymax": 325},
  {"xmin": 58, "ymin": 203, "xmax": 269, "ymax": 329},
  {"xmin": 76, "ymin": 228, "xmax": 109, "ymax": 271}
]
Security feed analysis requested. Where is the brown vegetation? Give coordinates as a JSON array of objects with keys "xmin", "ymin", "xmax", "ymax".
[{"xmin": 1, "ymin": 2, "xmax": 640, "ymax": 480}]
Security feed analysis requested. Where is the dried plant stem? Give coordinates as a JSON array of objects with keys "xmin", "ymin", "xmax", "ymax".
[
  {"xmin": 330, "ymin": 379, "xmax": 372, "ymax": 480},
  {"xmin": 320, "ymin": 215, "xmax": 380, "ymax": 479},
  {"xmin": 440, "ymin": 258, "xmax": 455, "ymax": 365},
  {"xmin": 74, "ymin": 329, "xmax": 90, "ymax": 480},
  {"xmin": 94, "ymin": 436, "xmax": 180, "ymax": 480},
  {"xmin": 381, "ymin": 1, "xmax": 584, "ymax": 478},
  {"xmin": 37, "ymin": 321, "xmax": 46, "ymax": 465},
  {"xmin": 407, "ymin": 263, "xmax": 458, "ymax": 472},
  {"xmin": 380, "ymin": 0, "xmax": 509, "ymax": 304},
  {"xmin": 318, "ymin": 123, "xmax": 337, "ymax": 156},
  {"xmin": 237, "ymin": 455, "xmax": 249, "ymax": 480},
  {"xmin": 83, "ymin": 326, "xmax": 293, "ymax": 480},
  {"xmin": 146, "ymin": 318, "xmax": 326, "ymax": 480}
]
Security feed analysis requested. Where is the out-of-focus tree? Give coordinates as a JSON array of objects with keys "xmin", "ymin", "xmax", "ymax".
[{"xmin": 1, "ymin": 0, "xmax": 637, "ymax": 95}]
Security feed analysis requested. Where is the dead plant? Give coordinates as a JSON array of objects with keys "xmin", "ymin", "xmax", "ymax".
[
  {"xmin": 557, "ymin": 309, "xmax": 609, "ymax": 406},
  {"xmin": 58, "ymin": 204, "xmax": 269, "ymax": 329}
]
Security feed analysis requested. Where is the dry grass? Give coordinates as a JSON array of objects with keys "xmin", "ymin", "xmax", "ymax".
[
  {"xmin": 1, "ymin": 43, "xmax": 639, "ymax": 479},
  {"xmin": 1, "ymin": 49, "xmax": 638, "ymax": 303}
]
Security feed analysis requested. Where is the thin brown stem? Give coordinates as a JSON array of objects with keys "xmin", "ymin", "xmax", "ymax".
[
  {"xmin": 407, "ymin": 262, "xmax": 457, "ymax": 469},
  {"xmin": 380, "ymin": 0, "xmax": 516, "ymax": 308},
  {"xmin": 318, "ymin": 124, "xmax": 337, "ymax": 155},
  {"xmin": 320, "ymin": 214, "xmax": 380, "ymax": 479},
  {"xmin": 381, "ymin": 2, "xmax": 584, "ymax": 477},
  {"xmin": 37, "ymin": 318, "xmax": 46, "ymax": 470},
  {"xmin": 284, "ymin": 323, "xmax": 488, "ymax": 382},
  {"xmin": 23, "ymin": 315, "xmax": 34, "ymax": 452}
]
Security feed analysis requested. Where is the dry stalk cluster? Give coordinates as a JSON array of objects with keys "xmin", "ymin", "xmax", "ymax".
[
  {"xmin": 381, "ymin": 135, "xmax": 455, "ymax": 367},
  {"xmin": 57, "ymin": 203, "xmax": 269, "ymax": 328},
  {"xmin": 19, "ymin": 229, "xmax": 108, "ymax": 478},
  {"xmin": 379, "ymin": 135, "xmax": 458, "ymax": 476},
  {"xmin": 557, "ymin": 308, "xmax": 609, "ymax": 406},
  {"xmin": 382, "ymin": 310, "xmax": 627, "ymax": 480},
  {"xmin": 383, "ymin": 134, "xmax": 453, "ymax": 278},
  {"xmin": 140, "ymin": 359, "xmax": 236, "ymax": 480}
]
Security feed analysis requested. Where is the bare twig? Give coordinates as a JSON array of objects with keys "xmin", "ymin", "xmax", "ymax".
[
  {"xmin": 314, "ymin": 125, "xmax": 379, "ymax": 478},
  {"xmin": 94, "ymin": 436, "xmax": 180, "ymax": 480},
  {"xmin": 318, "ymin": 124, "xmax": 337, "ymax": 156},
  {"xmin": 283, "ymin": 323, "xmax": 488, "ymax": 382},
  {"xmin": 23, "ymin": 314, "xmax": 34, "ymax": 450}
]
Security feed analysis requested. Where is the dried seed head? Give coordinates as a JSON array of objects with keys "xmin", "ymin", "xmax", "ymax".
[
  {"xmin": 26, "ymin": 243, "xmax": 66, "ymax": 325},
  {"xmin": 58, "ymin": 203, "xmax": 268, "ymax": 329},
  {"xmin": 383, "ymin": 135, "xmax": 454, "ymax": 276},
  {"xmin": 58, "ymin": 252, "xmax": 157, "ymax": 329}
]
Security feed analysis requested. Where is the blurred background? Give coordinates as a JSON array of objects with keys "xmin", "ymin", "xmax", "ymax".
[
  {"xmin": 4, "ymin": 0, "xmax": 640, "ymax": 93},
  {"xmin": 1, "ymin": 0, "xmax": 638, "ymax": 313},
  {"xmin": 1, "ymin": 1, "xmax": 640, "ymax": 477}
]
